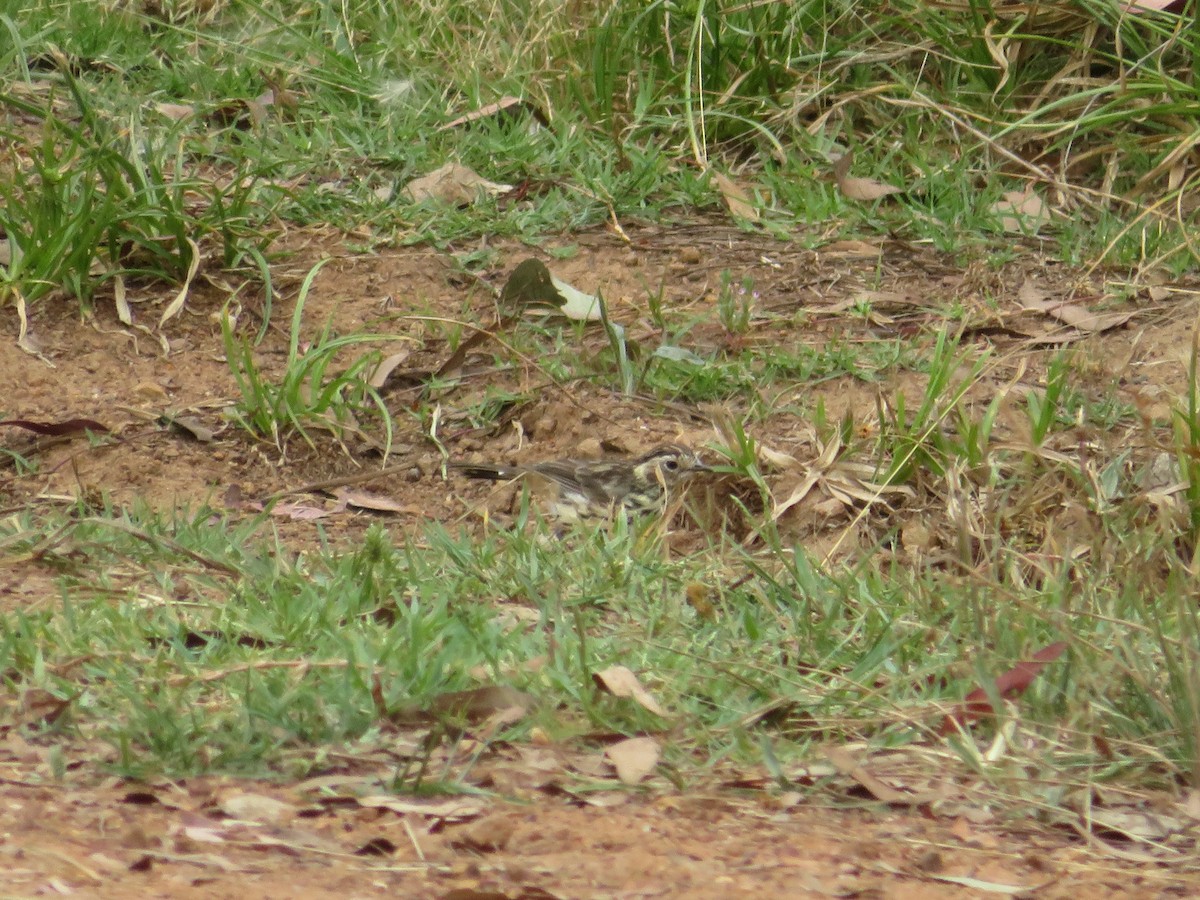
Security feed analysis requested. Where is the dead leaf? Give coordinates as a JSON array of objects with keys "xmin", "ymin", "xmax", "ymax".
[
  {"xmin": 216, "ymin": 792, "xmax": 293, "ymax": 825},
  {"xmin": 1018, "ymin": 280, "xmax": 1137, "ymax": 333},
  {"xmin": 357, "ymin": 795, "xmax": 486, "ymax": 821},
  {"xmin": 826, "ymin": 747, "xmax": 943, "ymax": 806},
  {"xmin": 152, "ymin": 102, "xmax": 196, "ymax": 121},
  {"xmin": 501, "ymin": 258, "xmax": 602, "ymax": 321},
  {"xmin": 832, "ymin": 152, "xmax": 903, "ymax": 202},
  {"xmin": 0, "ymin": 418, "xmax": 109, "ymax": 436},
  {"xmin": 993, "ymin": 188, "xmax": 1052, "ymax": 234},
  {"xmin": 162, "ymin": 414, "xmax": 214, "ymax": 443},
  {"xmin": 333, "ymin": 488, "xmax": 408, "ymax": 513},
  {"xmin": 941, "ymin": 641, "xmax": 1068, "ymax": 733},
  {"xmin": 592, "ymin": 666, "xmax": 668, "ymax": 717},
  {"xmin": 157, "ymin": 236, "xmax": 201, "ymax": 329},
  {"xmin": 605, "ymin": 736, "xmax": 661, "ymax": 785},
  {"xmin": 1086, "ymin": 806, "xmax": 1185, "ymax": 842},
  {"xmin": 821, "ymin": 239, "xmax": 883, "ymax": 259},
  {"xmin": 710, "ymin": 170, "xmax": 760, "ymax": 222},
  {"xmin": 368, "ymin": 349, "xmax": 412, "ymax": 389},
  {"xmin": 270, "ymin": 497, "xmax": 347, "ymax": 521},
  {"xmin": 402, "ymin": 162, "xmax": 512, "ymax": 205}
]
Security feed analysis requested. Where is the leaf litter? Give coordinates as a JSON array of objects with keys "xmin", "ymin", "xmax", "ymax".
[{"xmin": 2, "ymin": 223, "xmax": 1198, "ymax": 896}]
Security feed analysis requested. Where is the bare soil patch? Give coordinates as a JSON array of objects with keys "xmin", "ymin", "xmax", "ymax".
[{"xmin": 2, "ymin": 224, "xmax": 1197, "ymax": 897}]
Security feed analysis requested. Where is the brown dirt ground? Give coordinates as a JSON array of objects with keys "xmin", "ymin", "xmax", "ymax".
[{"xmin": 2, "ymin": 224, "xmax": 1198, "ymax": 897}]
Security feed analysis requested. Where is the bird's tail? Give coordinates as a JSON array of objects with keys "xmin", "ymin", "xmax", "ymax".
[{"xmin": 450, "ymin": 463, "xmax": 521, "ymax": 482}]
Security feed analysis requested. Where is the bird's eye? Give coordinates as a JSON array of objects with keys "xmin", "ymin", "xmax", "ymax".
[{"xmin": 662, "ymin": 458, "xmax": 680, "ymax": 471}]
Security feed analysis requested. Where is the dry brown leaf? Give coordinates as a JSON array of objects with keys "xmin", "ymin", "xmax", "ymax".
[
  {"xmin": 216, "ymin": 792, "xmax": 294, "ymax": 825},
  {"xmin": 270, "ymin": 497, "xmax": 347, "ymax": 521},
  {"xmin": 605, "ymin": 736, "xmax": 661, "ymax": 785},
  {"xmin": 711, "ymin": 170, "xmax": 760, "ymax": 221},
  {"xmin": 993, "ymin": 188, "xmax": 1052, "ymax": 234},
  {"xmin": 165, "ymin": 414, "xmax": 214, "ymax": 443},
  {"xmin": 402, "ymin": 162, "xmax": 512, "ymax": 205},
  {"xmin": 593, "ymin": 666, "xmax": 668, "ymax": 717},
  {"xmin": 832, "ymin": 152, "xmax": 903, "ymax": 202},
  {"xmin": 1018, "ymin": 279, "xmax": 1137, "ymax": 333},
  {"xmin": 1085, "ymin": 807, "xmax": 1185, "ymax": 842},
  {"xmin": 368, "ymin": 349, "xmax": 412, "ymax": 388},
  {"xmin": 826, "ymin": 747, "xmax": 943, "ymax": 806},
  {"xmin": 152, "ymin": 102, "xmax": 196, "ymax": 121},
  {"xmin": 333, "ymin": 488, "xmax": 408, "ymax": 513},
  {"xmin": 821, "ymin": 239, "xmax": 883, "ymax": 259},
  {"xmin": 357, "ymin": 795, "xmax": 486, "ymax": 821}
]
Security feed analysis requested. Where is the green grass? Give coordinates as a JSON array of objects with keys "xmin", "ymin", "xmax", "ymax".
[
  {"xmin": 2, "ymin": 0, "xmax": 1199, "ymax": 811},
  {"xmin": 3, "ymin": 415, "xmax": 1196, "ymax": 796},
  {"xmin": 4, "ymin": 0, "xmax": 1200, "ymax": 317}
]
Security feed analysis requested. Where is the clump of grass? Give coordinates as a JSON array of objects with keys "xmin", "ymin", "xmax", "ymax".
[{"xmin": 222, "ymin": 260, "xmax": 400, "ymax": 456}]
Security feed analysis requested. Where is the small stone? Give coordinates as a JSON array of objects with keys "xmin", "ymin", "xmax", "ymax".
[{"xmin": 575, "ymin": 438, "xmax": 603, "ymax": 458}]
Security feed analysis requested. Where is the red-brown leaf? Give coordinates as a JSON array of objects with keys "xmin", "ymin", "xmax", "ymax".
[{"xmin": 941, "ymin": 641, "xmax": 1067, "ymax": 734}]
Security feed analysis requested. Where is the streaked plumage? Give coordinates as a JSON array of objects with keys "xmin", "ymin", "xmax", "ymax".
[{"xmin": 452, "ymin": 443, "xmax": 709, "ymax": 521}]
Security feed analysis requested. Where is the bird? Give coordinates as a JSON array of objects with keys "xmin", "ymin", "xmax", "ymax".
[{"xmin": 451, "ymin": 443, "xmax": 710, "ymax": 522}]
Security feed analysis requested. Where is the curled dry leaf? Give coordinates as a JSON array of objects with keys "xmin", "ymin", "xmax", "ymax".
[
  {"xmin": 832, "ymin": 151, "xmax": 904, "ymax": 202},
  {"xmin": 592, "ymin": 665, "xmax": 668, "ymax": 717},
  {"xmin": 605, "ymin": 736, "xmax": 661, "ymax": 785},
  {"xmin": 158, "ymin": 236, "xmax": 201, "ymax": 330},
  {"xmin": 333, "ymin": 488, "xmax": 409, "ymax": 513},
  {"xmin": 1084, "ymin": 807, "xmax": 1185, "ymax": 843},
  {"xmin": 402, "ymin": 161, "xmax": 512, "ymax": 205},
  {"xmin": 710, "ymin": 170, "xmax": 760, "ymax": 222},
  {"xmin": 368, "ymin": 349, "xmax": 412, "ymax": 389},
  {"xmin": 163, "ymin": 414, "xmax": 214, "ymax": 443}
]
